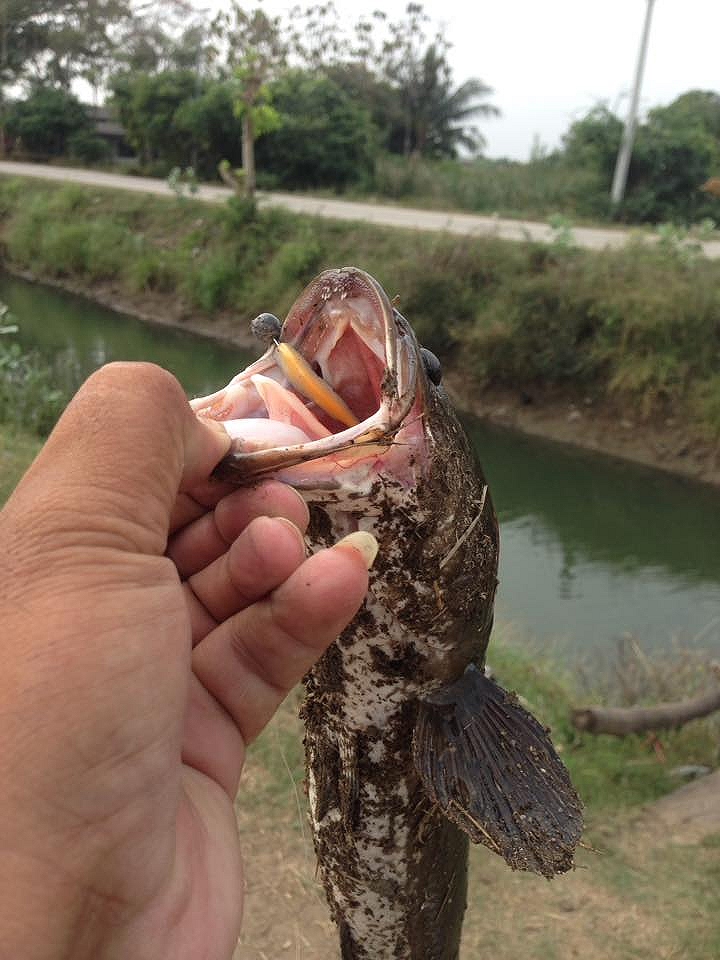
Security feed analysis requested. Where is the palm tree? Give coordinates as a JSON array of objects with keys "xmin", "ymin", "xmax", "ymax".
[{"xmin": 409, "ymin": 43, "xmax": 499, "ymax": 158}]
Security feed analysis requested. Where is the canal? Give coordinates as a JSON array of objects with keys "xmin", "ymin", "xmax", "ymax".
[{"xmin": 3, "ymin": 272, "xmax": 720, "ymax": 665}]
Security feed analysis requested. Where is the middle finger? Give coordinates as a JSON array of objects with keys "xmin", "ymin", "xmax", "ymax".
[{"xmin": 168, "ymin": 481, "xmax": 309, "ymax": 578}]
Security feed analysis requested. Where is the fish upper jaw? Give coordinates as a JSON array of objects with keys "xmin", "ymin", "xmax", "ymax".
[{"xmin": 192, "ymin": 268, "xmax": 427, "ymax": 487}]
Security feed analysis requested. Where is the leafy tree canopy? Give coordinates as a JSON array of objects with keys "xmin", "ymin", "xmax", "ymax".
[
  {"xmin": 256, "ymin": 69, "xmax": 376, "ymax": 189},
  {"xmin": 1, "ymin": 0, "xmax": 132, "ymax": 90},
  {"xmin": 6, "ymin": 84, "xmax": 92, "ymax": 155}
]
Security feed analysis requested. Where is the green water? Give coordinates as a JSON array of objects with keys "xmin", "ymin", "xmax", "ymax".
[
  {"xmin": 0, "ymin": 273, "xmax": 252, "ymax": 398},
  {"xmin": 3, "ymin": 272, "xmax": 720, "ymax": 661}
]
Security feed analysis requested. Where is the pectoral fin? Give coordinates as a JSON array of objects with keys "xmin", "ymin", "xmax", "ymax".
[{"xmin": 412, "ymin": 664, "xmax": 583, "ymax": 878}]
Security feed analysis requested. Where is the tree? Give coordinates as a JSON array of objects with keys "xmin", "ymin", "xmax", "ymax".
[
  {"xmin": 356, "ymin": 3, "xmax": 498, "ymax": 158},
  {"xmin": 6, "ymin": 84, "xmax": 94, "ymax": 156},
  {"xmin": 256, "ymin": 70, "xmax": 376, "ymax": 190},
  {"xmin": 174, "ymin": 80, "xmax": 243, "ymax": 178},
  {"xmin": 325, "ymin": 62, "xmax": 404, "ymax": 153},
  {"xmin": 0, "ymin": 0, "xmax": 132, "ymax": 90},
  {"xmin": 624, "ymin": 112, "xmax": 720, "ymax": 223},
  {"xmin": 0, "ymin": 0, "xmax": 130, "ymax": 153},
  {"xmin": 288, "ymin": 2, "xmax": 498, "ymax": 158},
  {"xmin": 562, "ymin": 105, "xmax": 623, "ymax": 176},
  {"xmin": 212, "ymin": 3, "xmax": 287, "ymax": 197},
  {"xmin": 560, "ymin": 96, "xmax": 720, "ymax": 223},
  {"xmin": 409, "ymin": 44, "xmax": 499, "ymax": 157},
  {"xmin": 110, "ymin": 69, "xmax": 198, "ymax": 167}
]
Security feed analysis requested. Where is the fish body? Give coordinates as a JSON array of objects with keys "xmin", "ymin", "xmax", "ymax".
[{"xmin": 193, "ymin": 268, "xmax": 582, "ymax": 959}]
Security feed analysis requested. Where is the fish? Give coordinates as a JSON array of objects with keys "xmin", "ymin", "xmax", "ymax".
[{"xmin": 191, "ymin": 267, "xmax": 583, "ymax": 960}]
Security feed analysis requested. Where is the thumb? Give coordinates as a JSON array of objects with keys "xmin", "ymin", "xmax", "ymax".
[{"xmin": 3, "ymin": 362, "xmax": 231, "ymax": 558}]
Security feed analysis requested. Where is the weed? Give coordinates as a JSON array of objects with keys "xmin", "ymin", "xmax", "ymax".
[
  {"xmin": 0, "ymin": 422, "xmax": 42, "ymax": 503},
  {"xmin": 489, "ymin": 639, "xmax": 719, "ymax": 814},
  {"xmin": 3, "ymin": 177, "xmax": 720, "ymax": 441},
  {"xmin": 167, "ymin": 166, "xmax": 199, "ymax": 200},
  {"xmin": 0, "ymin": 306, "xmax": 67, "ymax": 436},
  {"xmin": 185, "ymin": 252, "xmax": 241, "ymax": 311}
]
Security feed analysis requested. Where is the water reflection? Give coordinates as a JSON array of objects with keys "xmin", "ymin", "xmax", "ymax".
[
  {"xmin": 3, "ymin": 272, "xmax": 720, "ymax": 659},
  {"xmin": 0, "ymin": 272, "xmax": 252, "ymax": 397},
  {"xmin": 462, "ymin": 418, "xmax": 720, "ymax": 655}
]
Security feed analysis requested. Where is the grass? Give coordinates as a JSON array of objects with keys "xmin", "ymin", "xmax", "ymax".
[
  {"xmin": 235, "ymin": 641, "xmax": 720, "ymax": 960},
  {"xmin": 360, "ymin": 153, "xmax": 614, "ymax": 222},
  {"xmin": 1, "ymin": 175, "xmax": 720, "ymax": 438},
  {"xmin": 489, "ymin": 640, "xmax": 720, "ymax": 813},
  {"xmin": 0, "ymin": 423, "xmax": 41, "ymax": 502}
]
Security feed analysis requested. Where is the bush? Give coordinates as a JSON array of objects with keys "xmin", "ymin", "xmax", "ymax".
[
  {"xmin": 67, "ymin": 129, "xmax": 112, "ymax": 165},
  {"xmin": 7, "ymin": 86, "xmax": 93, "ymax": 157},
  {"xmin": 0, "ymin": 310, "xmax": 67, "ymax": 436}
]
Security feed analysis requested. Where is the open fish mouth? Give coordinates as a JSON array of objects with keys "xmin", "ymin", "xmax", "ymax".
[{"xmin": 192, "ymin": 267, "xmax": 425, "ymax": 489}]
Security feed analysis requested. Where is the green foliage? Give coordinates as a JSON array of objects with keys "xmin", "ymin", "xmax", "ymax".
[
  {"xmin": 110, "ymin": 69, "xmax": 198, "ymax": 169},
  {"xmin": 256, "ymin": 71, "xmax": 376, "ymax": 190},
  {"xmin": 6, "ymin": 85, "xmax": 93, "ymax": 156},
  {"xmin": 624, "ymin": 118, "xmax": 720, "ymax": 223},
  {"xmin": 0, "ymin": 423, "xmax": 42, "ymax": 504},
  {"xmin": 0, "ymin": 0, "xmax": 131, "ymax": 92},
  {"xmin": 365, "ymin": 152, "xmax": 609, "ymax": 220},
  {"xmin": 110, "ymin": 69, "xmax": 242, "ymax": 176},
  {"xmin": 67, "ymin": 129, "xmax": 112, "ymax": 164},
  {"xmin": 0, "ymin": 307, "xmax": 66, "ymax": 436},
  {"xmin": 173, "ymin": 81, "xmax": 244, "ymax": 177},
  {"xmin": 2, "ymin": 176, "xmax": 720, "ymax": 442},
  {"xmin": 558, "ymin": 94, "xmax": 720, "ymax": 224},
  {"xmin": 167, "ymin": 166, "xmax": 199, "ymax": 199},
  {"xmin": 490, "ymin": 639, "xmax": 719, "ymax": 812},
  {"xmin": 562, "ymin": 105, "xmax": 623, "ymax": 177}
]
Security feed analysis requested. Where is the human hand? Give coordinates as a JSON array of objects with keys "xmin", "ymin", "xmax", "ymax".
[{"xmin": 0, "ymin": 363, "xmax": 374, "ymax": 960}]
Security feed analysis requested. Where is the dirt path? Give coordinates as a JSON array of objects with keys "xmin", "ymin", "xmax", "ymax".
[{"xmin": 4, "ymin": 159, "xmax": 720, "ymax": 257}]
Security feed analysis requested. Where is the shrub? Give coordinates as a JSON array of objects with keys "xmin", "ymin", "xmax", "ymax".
[{"xmin": 0, "ymin": 309, "xmax": 67, "ymax": 436}]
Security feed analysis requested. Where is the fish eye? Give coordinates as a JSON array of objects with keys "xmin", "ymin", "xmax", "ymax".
[
  {"xmin": 420, "ymin": 347, "xmax": 442, "ymax": 385},
  {"xmin": 251, "ymin": 312, "xmax": 282, "ymax": 343}
]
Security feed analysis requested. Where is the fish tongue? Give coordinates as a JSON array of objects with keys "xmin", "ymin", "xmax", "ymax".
[
  {"xmin": 251, "ymin": 374, "xmax": 332, "ymax": 439},
  {"xmin": 221, "ymin": 418, "xmax": 311, "ymax": 450},
  {"xmin": 412, "ymin": 664, "xmax": 583, "ymax": 878}
]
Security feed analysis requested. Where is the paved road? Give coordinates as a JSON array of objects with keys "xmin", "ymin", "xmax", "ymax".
[{"xmin": 3, "ymin": 160, "xmax": 720, "ymax": 258}]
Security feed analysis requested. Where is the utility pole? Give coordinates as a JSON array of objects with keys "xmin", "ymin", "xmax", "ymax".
[{"xmin": 610, "ymin": 0, "xmax": 657, "ymax": 209}]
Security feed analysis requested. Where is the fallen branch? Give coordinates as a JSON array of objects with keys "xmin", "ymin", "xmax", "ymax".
[{"xmin": 572, "ymin": 667, "xmax": 720, "ymax": 736}]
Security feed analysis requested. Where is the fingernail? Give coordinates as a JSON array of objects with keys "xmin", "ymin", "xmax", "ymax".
[
  {"xmin": 336, "ymin": 531, "xmax": 379, "ymax": 569},
  {"xmin": 286, "ymin": 486, "xmax": 310, "ymax": 527},
  {"xmin": 273, "ymin": 515, "xmax": 307, "ymax": 550},
  {"xmin": 201, "ymin": 416, "xmax": 233, "ymax": 455}
]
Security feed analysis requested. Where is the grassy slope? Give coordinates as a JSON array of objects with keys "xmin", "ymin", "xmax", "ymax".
[{"xmin": 1, "ymin": 176, "xmax": 720, "ymax": 442}]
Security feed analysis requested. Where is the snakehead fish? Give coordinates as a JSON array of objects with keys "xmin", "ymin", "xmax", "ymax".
[{"xmin": 191, "ymin": 267, "xmax": 582, "ymax": 960}]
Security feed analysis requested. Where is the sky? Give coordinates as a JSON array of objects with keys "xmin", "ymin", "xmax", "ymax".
[{"xmin": 212, "ymin": 0, "xmax": 720, "ymax": 160}]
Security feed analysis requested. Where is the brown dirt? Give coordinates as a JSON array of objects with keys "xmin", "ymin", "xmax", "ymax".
[
  {"xmin": 444, "ymin": 373, "xmax": 720, "ymax": 491},
  {"xmin": 234, "ymin": 708, "xmax": 720, "ymax": 960}
]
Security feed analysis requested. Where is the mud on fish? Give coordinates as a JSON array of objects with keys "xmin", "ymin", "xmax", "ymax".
[{"xmin": 192, "ymin": 267, "xmax": 583, "ymax": 960}]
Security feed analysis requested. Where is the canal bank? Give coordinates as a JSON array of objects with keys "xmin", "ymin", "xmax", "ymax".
[
  {"xmin": 3, "ymin": 269, "xmax": 720, "ymax": 664},
  {"xmin": 0, "ymin": 173, "xmax": 718, "ymax": 489},
  {"xmin": 7, "ymin": 259, "xmax": 720, "ymax": 491}
]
